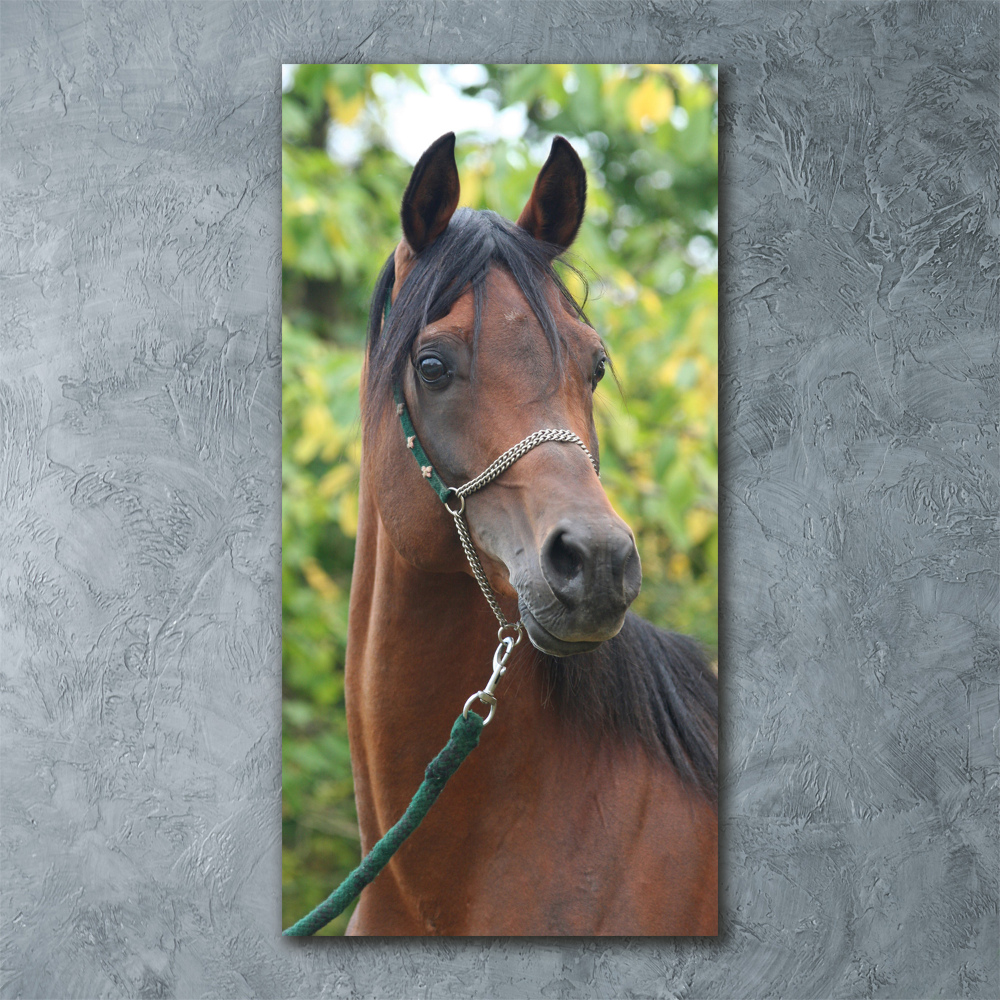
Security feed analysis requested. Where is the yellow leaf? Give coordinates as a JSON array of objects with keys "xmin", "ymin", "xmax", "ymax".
[
  {"xmin": 293, "ymin": 404, "xmax": 340, "ymax": 464},
  {"xmin": 677, "ymin": 436, "xmax": 698, "ymax": 460},
  {"xmin": 564, "ymin": 269, "xmax": 586, "ymax": 304},
  {"xmin": 668, "ymin": 552, "xmax": 690, "ymax": 580},
  {"xmin": 303, "ymin": 368, "xmax": 324, "ymax": 396},
  {"xmin": 615, "ymin": 268, "xmax": 638, "ymax": 294},
  {"xmin": 459, "ymin": 166, "xmax": 482, "ymax": 208},
  {"xmin": 291, "ymin": 436, "xmax": 314, "ymax": 465},
  {"xmin": 602, "ymin": 68, "xmax": 625, "ymax": 95},
  {"xmin": 341, "ymin": 92, "xmax": 366, "ymax": 124},
  {"xmin": 303, "ymin": 557, "xmax": 341, "ymax": 601},
  {"xmin": 322, "ymin": 216, "xmax": 347, "ymax": 249},
  {"xmin": 317, "ymin": 464, "xmax": 355, "ymax": 499},
  {"xmin": 325, "ymin": 84, "xmax": 365, "ymax": 125},
  {"xmin": 657, "ymin": 354, "xmax": 685, "ymax": 386},
  {"xmin": 679, "ymin": 361, "xmax": 717, "ymax": 424},
  {"xmin": 338, "ymin": 491, "xmax": 359, "ymax": 538},
  {"xmin": 626, "ymin": 76, "xmax": 674, "ymax": 131},
  {"xmin": 685, "ymin": 508, "xmax": 716, "ymax": 545},
  {"xmin": 684, "ymin": 302, "xmax": 717, "ymax": 350},
  {"xmin": 287, "ymin": 194, "xmax": 318, "ymax": 217},
  {"xmin": 639, "ymin": 287, "xmax": 661, "ymax": 317}
]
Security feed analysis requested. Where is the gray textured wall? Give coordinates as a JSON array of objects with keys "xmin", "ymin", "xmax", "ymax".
[{"xmin": 2, "ymin": 2, "xmax": 996, "ymax": 998}]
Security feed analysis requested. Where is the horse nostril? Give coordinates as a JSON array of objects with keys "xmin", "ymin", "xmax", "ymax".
[
  {"xmin": 620, "ymin": 538, "xmax": 642, "ymax": 604},
  {"xmin": 540, "ymin": 523, "xmax": 641, "ymax": 613},
  {"xmin": 541, "ymin": 528, "xmax": 586, "ymax": 604}
]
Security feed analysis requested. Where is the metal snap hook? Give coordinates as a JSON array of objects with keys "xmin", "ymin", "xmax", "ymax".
[
  {"xmin": 463, "ymin": 635, "xmax": 517, "ymax": 727},
  {"xmin": 494, "ymin": 635, "xmax": 515, "ymax": 670},
  {"xmin": 463, "ymin": 689, "xmax": 497, "ymax": 725}
]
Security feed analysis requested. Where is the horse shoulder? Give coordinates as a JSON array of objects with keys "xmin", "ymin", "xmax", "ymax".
[
  {"xmin": 588, "ymin": 742, "xmax": 718, "ymax": 935},
  {"xmin": 479, "ymin": 735, "xmax": 717, "ymax": 936}
]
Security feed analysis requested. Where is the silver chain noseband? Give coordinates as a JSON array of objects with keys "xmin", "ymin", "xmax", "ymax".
[{"xmin": 442, "ymin": 429, "xmax": 599, "ymax": 639}]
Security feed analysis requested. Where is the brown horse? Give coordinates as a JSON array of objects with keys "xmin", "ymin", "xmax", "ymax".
[{"xmin": 344, "ymin": 133, "xmax": 717, "ymax": 935}]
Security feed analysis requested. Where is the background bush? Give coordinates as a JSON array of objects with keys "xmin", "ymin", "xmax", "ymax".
[{"xmin": 282, "ymin": 63, "xmax": 718, "ymax": 934}]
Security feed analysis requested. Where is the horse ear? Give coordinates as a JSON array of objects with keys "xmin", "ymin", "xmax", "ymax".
[
  {"xmin": 517, "ymin": 136, "xmax": 587, "ymax": 251},
  {"xmin": 400, "ymin": 132, "xmax": 460, "ymax": 253}
]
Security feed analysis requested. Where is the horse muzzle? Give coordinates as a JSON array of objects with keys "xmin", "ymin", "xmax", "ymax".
[{"xmin": 515, "ymin": 517, "xmax": 642, "ymax": 657}]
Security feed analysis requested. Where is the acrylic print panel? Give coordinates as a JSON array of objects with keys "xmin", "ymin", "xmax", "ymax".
[{"xmin": 281, "ymin": 63, "xmax": 719, "ymax": 936}]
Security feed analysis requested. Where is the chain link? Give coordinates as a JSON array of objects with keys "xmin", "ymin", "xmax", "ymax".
[
  {"xmin": 449, "ymin": 506, "xmax": 516, "ymax": 631},
  {"xmin": 456, "ymin": 429, "xmax": 598, "ymax": 498},
  {"xmin": 445, "ymin": 429, "xmax": 599, "ymax": 634}
]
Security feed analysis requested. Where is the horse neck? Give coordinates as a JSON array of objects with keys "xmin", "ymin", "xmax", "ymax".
[{"xmin": 345, "ymin": 469, "xmax": 552, "ymax": 849}]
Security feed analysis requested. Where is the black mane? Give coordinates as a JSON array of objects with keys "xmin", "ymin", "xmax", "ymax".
[
  {"xmin": 543, "ymin": 612, "xmax": 718, "ymax": 803},
  {"xmin": 364, "ymin": 207, "xmax": 718, "ymax": 801}
]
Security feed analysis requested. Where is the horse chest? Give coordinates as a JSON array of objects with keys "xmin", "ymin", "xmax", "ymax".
[{"xmin": 349, "ymin": 733, "xmax": 717, "ymax": 936}]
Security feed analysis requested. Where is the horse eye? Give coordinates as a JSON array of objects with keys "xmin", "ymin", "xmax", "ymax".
[
  {"xmin": 592, "ymin": 358, "xmax": 606, "ymax": 387},
  {"xmin": 418, "ymin": 355, "xmax": 448, "ymax": 384}
]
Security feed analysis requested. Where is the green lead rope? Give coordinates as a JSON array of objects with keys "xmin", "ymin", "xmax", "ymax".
[{"xmin": 283, "ymin": 710, "xmax": 485, "ymax": 936}]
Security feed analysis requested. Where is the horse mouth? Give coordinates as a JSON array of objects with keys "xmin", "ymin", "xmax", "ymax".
[{"xmin": 518, "ymin": 600, "xmax": 605, "ymax": 657}]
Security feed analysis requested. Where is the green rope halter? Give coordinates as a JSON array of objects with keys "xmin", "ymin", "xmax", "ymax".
[{"xmin": 394, "ymin": 383, "xmax": 451, "ymax": 501}]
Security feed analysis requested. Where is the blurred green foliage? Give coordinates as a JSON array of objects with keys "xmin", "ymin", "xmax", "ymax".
[{"xmin": 282, "ymin": 63, "xmax": 718, "ymax": 934}]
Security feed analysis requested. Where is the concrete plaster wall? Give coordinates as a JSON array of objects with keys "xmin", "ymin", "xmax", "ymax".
[{"xmin": 2, "ymin": 2, "xmax": 996, "ymax": 997}]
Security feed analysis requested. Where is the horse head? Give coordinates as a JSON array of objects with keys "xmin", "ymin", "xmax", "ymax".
[{"xmin": 363, "ymin": 132, "xmax": 642, "ymax": 656}]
